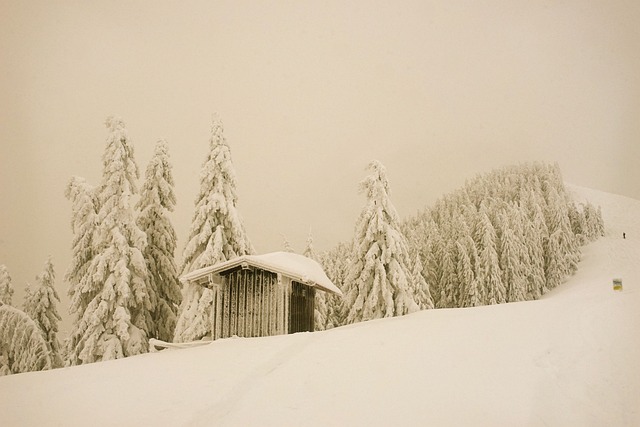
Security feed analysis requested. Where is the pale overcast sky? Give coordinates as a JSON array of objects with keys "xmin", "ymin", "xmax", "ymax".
[{"xmin": 1, "ymin": 1, "xmax": 639, "ymax": 332}]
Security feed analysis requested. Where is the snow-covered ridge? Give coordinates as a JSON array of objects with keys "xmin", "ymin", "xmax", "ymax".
[
  {"xmin": 566, "ymin": 183, "xmax": 640, "ymax": 237},
  {"xmin": 0, "ymin": 186, "xmax": 638, "ymax": 426}
]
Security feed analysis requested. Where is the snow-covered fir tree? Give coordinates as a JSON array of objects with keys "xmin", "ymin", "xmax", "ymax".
[
  {"xmin": 498, "ymin": 208, "xmax": 528, "ymax": 302},
  {"xmin": 522, "ymin": 190, "xmax": 548, "ymax": 299},
  {"xmin": 580, "ymin": 201, "xmax": 605, "ymax": 241},
  {"xmin": 64, "ymin": 176, "xmax": 98, "ymax": 362},
  {"xmin": 64, "ymin": 177, "xmax": 98, "ymax": 298},
  {"xmin": 66, "ymin": 117, "xmax": 151, "ymax": 365},
  {"xmin": 0, "ymin": 265, "xmax": 13, "ymax": 306},
  {"xmin": 0, "ymin": 303, "xmax": 56, "ymax": 375},
  {"xmin": 410, "ymin": 254, "xmax": 434, "ymax": 310},
  {"xmin": 136, "ymin": 139, "xmax": 182, "ymax": 342},
  {"xmin": 319, "ymin": 241, "xmax": 352, "ymax": 329},
  {"xmin": 22, "ymin": 257, "xmax": 63, "ymax": 367},
  {"xmin": 344, "ymin": 160, "xmax": 418, "ymax": 324},
  {"xmin": 436, "ymin": 241, "xmax": 457, "ymax": 308},
  {"xmin": 474, "ymin": 204, "xmax": 506, "ymax": 305},
  {"xmin": 303, "ymin": 229, "xmax": 318, "ymax": 260},
  {"xmin": 457, "ymin": 239, "xmax": 481, "ymax": 307},
  {"xmin": 395, "ymin": 162, "xmax": 602, "ymax": 308},
  {"xmin": 282, "ymin": 235, "xmax": 295, "ymax": 253},
  {"xmin": 304, "ymin": 230, "xmax": 327, "ymax": 330},
  {"xmin": 174, "ymin": 115, "xmax": 253, "ymax": 342},
  {"xmin": 544, "ymin": 186, "xmax": 580, "ymax": 288}
]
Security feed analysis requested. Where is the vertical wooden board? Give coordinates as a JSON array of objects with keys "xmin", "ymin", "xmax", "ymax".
[
  {"xmin": 263, "ymin": 272, "xmax": 269, "ymax": 336},
  {"xmin": 284, "ymin": 277, "xmax": 290, "ymax": 334},
  {"xmin": 289, "ymin": 282, "xmax": 295, "ymax": 334},
  {"xmin": 243, "ymin": 271, "xmax": 250, "ymax": 337},
  {"xmin": 255, "ymin": 270, "xmax": 263, "ymax": 337},
  {"xmin": 234, "ymin": 271, "xmax": 240, "ymax": 336},
  {"xmin": 242, "ymin": 271, "xmax": 251, "ymax": 337},
  {"xmin": 252, "ymin": 271, "xmax": 257, "ymax": 337},
  {"xmin": 230, "ymin": 273, "xmax": 237, "ymax": 337},
  {"xmin": 222, "ymin": 279, "xmax": 229, "ymax": 338},
  {"xmin": 260, "ymin": 271, "xmax": 267, "ymax": 337},
  {"xmin": 238, "ymin": 271, "xmax": 245, "ymax": 337},
  {"xmin": 276, "ymin": 274, "xmax": 283, "ymax": 335},
  {"xmin": 265, "ymin": 273, "xmax": 273, "ymax": 336},
  {"xmin": 269, "ymin": 274, "xmax": 276, "ymax": 336},
  {"xmin": 310, "ymin": 287, "xmax": 316, "ymax": 332},
  {"xmin": 246, "ymin": 271, "xmax": 253, "ymax": 338},
  {"xmin": 228, "ymin": 272, "xmax": 235, "ymax": 336},
  {"xmin": 235, "ymin": 270, "xmax": 242, "ymax": 336},
  {"xmin": 294, "ymin": 283, "xmax": 299, "ymax": 334},
  {"xmin": 214, "ymin": 284, "xmax": 222, "ymax": 340},
  {"xmin": 261, "ymin": 271, "xmax": 268, "ymax": 336},
  {"xmin": 278, "ymin": 278, "xmax": 284, "ymax": 334},
  {"xmin": 251, "ymin": 272, "xmax": 257, "ymax": 337},
  {"xmin": 295, "ymin": 283, "xmax": 303, "ymax": 332},
  {"xmin": 299, "ymin": 284, "xmax": 304, "ymax": 332},
  {"xmin": 210, "ymin": 287, "xmax": 216, "ymax": 339},
  {"xmin": 302, "ymin": 285, "xmax": 305, "ymax": 332}
]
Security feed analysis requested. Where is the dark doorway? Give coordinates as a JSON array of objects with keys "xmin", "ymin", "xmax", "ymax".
[{"xmin": 289, "ymin": 281, "xmax": 315, "ymax": 334}]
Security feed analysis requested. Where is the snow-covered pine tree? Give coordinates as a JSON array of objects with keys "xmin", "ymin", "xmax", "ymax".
[
  {"xmin": 595, "ymin": 206, "xmax": 605, "ymax": 237},
  {"xmin": 22, "ymin": 257, "xmax": 63, "ymax": 367},
  {"xmin": 174, "ymin": 115, "xmax": 253, "ymax": 343},
  {"xmin": 418, "ymin": 217, "xmax": 442, "ymax": 305},
  {"xmin": 568, "ymin": 201, "xmax": 587, "ymax": 245},
  {"xmin": 499, "ymin": 219, "xmax": 527, "ymax": 303},
  {"xmin": 303, "ymin": 229, "xmax": 317, "ymax": 260},
  {"xmin": 66, "ymin": 117, "xmax": 151, "ymax": 365},
  {"xmin": 64, "ymin": 176, "xmax": 98, "ymax": 363},
  {"xmin": 398, "ymin": 162, "xmax": 599, "ymax": 307},
  {"xmin": 544, "ymin": 187, "xmax": 580, "ymax": 286},
  {"xmin": 0, "ymin": 265, "xmax": 13, "ymax": 306},
  {"xmin": 282, "ymin": 235, "xmax": 295, "ymax": 253},
  {"xmin": 456, "ymin": 239, "xmax": 479, "ymax": 307},
  {"xmin": 319, "ymin": 241, "xmax": 352, "ymax": 329},
  {"xmin": 581, "ymin": 201, "xmax": 605, "ymax": 241},
  {"xmin": 475, "ymin": 204, "xmax": 506, "ymax": 305},
  {"xmin": 522, "ymin": 190, "xmax": 548, "ymax": 300},
  {"xmin": 411, "ymin": 254, "xmax": 434, "ymax": 310},
  {"xmin": 136, "ymin": 139, "xmax": 182, "ymax": 342},
  {"xmin": 344, "ymin": 161, "xmax": 418, "ymax": 324},
  {"xmin": 304, "ymin": 230, "xmax": 328, "ymax": 330},
  {"xmin": 436, "ymin": 241, "xmax": 457, "ymax": 308},
  {"xmin": 0, "ymin": 303, "xmax": 56, "ymax": 375}
]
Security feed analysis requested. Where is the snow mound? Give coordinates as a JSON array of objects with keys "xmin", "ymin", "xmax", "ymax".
[{"xmin": 0, "ymin": 187, "xmax": 638, "ymax": 426}]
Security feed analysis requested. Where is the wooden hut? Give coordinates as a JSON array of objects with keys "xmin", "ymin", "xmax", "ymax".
[{"xmin": 180, "ymin": 252, "xmax": 342, "ymax": 340}]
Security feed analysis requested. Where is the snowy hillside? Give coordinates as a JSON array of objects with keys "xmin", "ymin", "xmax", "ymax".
[{"xmin": 1, "ymin": 186, "xmax": 638, "ymax": 426}]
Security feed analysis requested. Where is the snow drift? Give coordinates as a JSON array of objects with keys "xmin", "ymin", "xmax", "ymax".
[{"xmin": 0, "ymin": 186, "xmax": 638, "ymax": 426}]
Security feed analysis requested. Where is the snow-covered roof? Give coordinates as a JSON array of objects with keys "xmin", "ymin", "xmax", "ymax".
[{"xmin": 181, "ymin": 252, "xmax": 343, "ymax": 296}]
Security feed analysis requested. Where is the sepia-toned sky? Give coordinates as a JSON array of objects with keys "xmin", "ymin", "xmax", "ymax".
[{"xmin": 1, "ymin": 1, "xmax": 639, "ymax": 332}]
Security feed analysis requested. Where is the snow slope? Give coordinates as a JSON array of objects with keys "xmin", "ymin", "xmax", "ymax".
[{"xmin": 1, "ymin": 187, "xmax": 639, "ymax": 426}]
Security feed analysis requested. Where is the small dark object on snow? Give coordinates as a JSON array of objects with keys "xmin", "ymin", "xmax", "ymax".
[{"xmin": 623, "ymin": 232, "xmax": 626, "ymax": 239}]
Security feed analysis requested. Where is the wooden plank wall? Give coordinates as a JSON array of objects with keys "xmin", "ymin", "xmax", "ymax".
[
  {"xmin": 289, "ymin": 281, "xmax": 315, "ymax": 334},
  {"xmin": 213, "ymin": 269, "xmax": 291, "ymax": 340}
]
